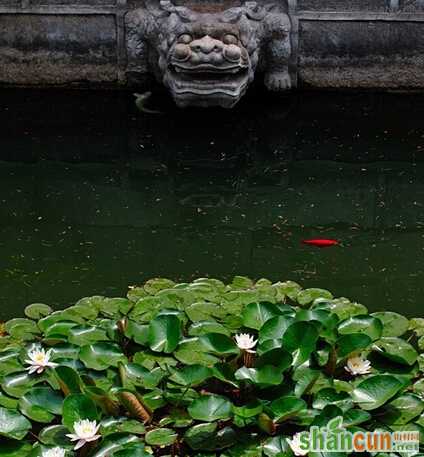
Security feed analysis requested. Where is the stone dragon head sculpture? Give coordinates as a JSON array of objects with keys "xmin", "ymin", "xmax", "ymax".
[{"xmin": 126, "ymin": 0, "xmax": 292, "ymax": 108}]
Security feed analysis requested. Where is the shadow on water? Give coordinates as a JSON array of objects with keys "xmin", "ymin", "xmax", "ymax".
[{"xmin": 0, "ymin": 88, "xmax": 424, "ymax": 318}]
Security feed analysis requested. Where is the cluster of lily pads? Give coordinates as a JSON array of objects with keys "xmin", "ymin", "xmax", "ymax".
[{"xmin": 1, "ymin": 276, "xmax": 424, "ymax": 456}]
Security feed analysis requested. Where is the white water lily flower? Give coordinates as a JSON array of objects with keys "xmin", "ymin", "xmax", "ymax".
[
  {"xmin": 66, "ymin": 419, "xmax": 101, "ymax": 450},
  {"xmin": 288, "ymin": 432, "xmax": 309, "ymax": 456},
  {"xmin": 235, "ymin": 333, "xmax": 257, "ymax": 353},
  {"xmin": 42, "ymin": 447, "xmax": 66, "ymax": 457},
  {"xmin": 25, "ymin": 346, "xmax": 58, "ymax": 374},
  {"xmin": 345, "ymin": 355, "xmax": 372, "ymax": 376}
]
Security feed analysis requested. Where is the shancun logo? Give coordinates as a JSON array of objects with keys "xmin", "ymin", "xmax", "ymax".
[{"xmin": 295, "ymin": 417, "xmax": 419, "ymax": 454}]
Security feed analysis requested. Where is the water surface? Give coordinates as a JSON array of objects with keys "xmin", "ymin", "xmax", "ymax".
[{"xmin": 0, "ymin": 89, "xmax": 423, "ymax": 319}]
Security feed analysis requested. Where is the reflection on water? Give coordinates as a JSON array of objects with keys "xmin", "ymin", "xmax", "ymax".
[{"xmin": 0, "ymin": 89, "xmax": 424, "ymax": 319}]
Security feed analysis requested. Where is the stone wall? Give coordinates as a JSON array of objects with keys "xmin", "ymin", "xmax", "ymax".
[{"xmin": 0, "ymin": 0, "xmax": 423, "ymax": 89}]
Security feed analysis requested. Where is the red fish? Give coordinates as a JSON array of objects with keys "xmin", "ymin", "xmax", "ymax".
[{"xmin": 302, "ymin": 239, "xmax": 339, "ymax": 248}]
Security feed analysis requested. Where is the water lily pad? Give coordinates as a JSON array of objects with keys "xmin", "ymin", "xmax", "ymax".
[
  {"xmin": 169, "ymin": 364, "xmax": 212, "ymax": 386},
  {"xmin": 24, "ymin": 303, "xmax": 53, "ymax": 320},
  {"xmin": 145, "ymin": 427, "xmax": 177, "ymax": 446},
  {"xmin": 68, "ymin": 325, "xmax": 109, "ymax": 346},
  {"xmin": 259, "ymin": 316, "xmax": 294, "ymax": 343},
  {"xmin": 184, "ymin": 422, "xmax": 217, "ymax": 450},
  {"xmin": 0, "ymin": 440, "xmax": 32, "ymax": 456},
  {"xmin": 338, "ymin": 315, "xmax": 383, "ymax": 341},
  {"xmin": 242, "ymin": 302, "xmax": 281, "ymax": 330},
  {"xmin": 312, "ymin": 388, "xmax": 353, "ymax": 411},
  {"xmin": 174, "ymin": 338, "xmax": 219, "ymax": 366},
  {"xmin": 54, "ymin": 366, "xmax": 83, "ymax": 395},
  {"xmin": 188, "ymin": 395, "xmax": 232, "ymax": 422},
  {"xmin": 263, "ymin": 435, "xmax": 292, "ymax": 457},
  {"xmin": 0, "ymin": 407, "xmax": 31, "ymax": 440},
  {"xmin": 90, "ymin": 433, "xmax": 140, "ymax": 457},
  {"xmin": 374, "ymin": 337, "xmax": 418, "ymax": 366},
  {"xmin": 269, "ymin": 396, "xmax": 307, "ymax": 422},
  {"xmin": 342, "ymin": 409, "xmax": 371, "ymax": 427},
  {"xmin": 282, "ymin": 321, "xmax": 319, "ymax": 366},
  {"xmin": 62, "ymin": 393, "xmax": 99, "ymax": 430},
  {"xmin": 19, "ymin": 387, "xmax": 63, "ymax": 423},
  {"xmin": 1, "ymin": 371, "xmax": 41, "ymax": 398},
  {"xmin": 256, "ymin": 348, "xmax": 292, "ymax": 371},
  {"xmin": 124, "ymin": 321, "xmax": 149, "ymax": 345},
  {"xmin": 351, "ymin": 375, "xmax": 404, "ymax": 410},
  {"xmin": 199, "ymin": 333, "xmax": 239, "ymax": 355},
  {"xmin": 336, "ymin": 333, "xmax": 372, "ymax": 358},
  {"xmin": 148, "ymin": 314, "xmax": 182, "ymax": 353},
  {"xmin": 38, "ymin": 424, "xmax": 70, "ymax": 447},
  {"xmin": 297, "ymin": 288, "xmax": 333, "ymax": 306},
  {"xmin": 380, "ymin": 393, "xmax": 424, "ymax": 425},
  {"xmin": 120, "ymin": 363, "xmax": 165, "ymax": 389},
  {"xmin": 188, "ymin": 320, "xmax": 231, "ymax": 337},
  {"xmin": 0, "ymin": 349, "xmax": 22, "ymax": 376},
  {"xmin": 235, "ymin": 365, "xmax": 284, "ymax": 387},
  {"xmin": 80, "ymin": 342, "xmax": 127, "ymax": 370},
  {"xmin": 371, "ymin": 312, "xmax": 409, "ymax": 337}
]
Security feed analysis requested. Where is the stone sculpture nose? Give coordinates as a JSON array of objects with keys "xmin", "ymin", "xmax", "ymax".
[{"xmin": 190, "ymin": 35, "xmax": 223, "ymax": 54}]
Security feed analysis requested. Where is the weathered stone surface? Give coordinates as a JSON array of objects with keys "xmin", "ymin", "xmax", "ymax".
[
  {"xmin": 400, "ymin": 0, "xmax": 424, "ymax": 11},
  {"xmin": 299, "ymin": 21, "xmax": 424, "ymax": 88},
  {"xmin": 298, "ymin": 0, "xmax": 388, "ymax": 11},
  {"xmin": 0, "ymin": 0, "xmax": 423, "ymax": 93},
  {"xmin": 0, "ymin": 15, "xmax": 117, "ymax": 85},
  {"xmin": 30, "ymin": 0, "xmax": 116, "ymax": 4}
]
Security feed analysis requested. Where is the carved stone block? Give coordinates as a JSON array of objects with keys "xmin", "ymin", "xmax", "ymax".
[
  {"xmin": 299, "ymin": 21, "xmax": 424, "ymax": 88},
  {"xmin": 0, "ymin": 15, "xmax": 118, "ymax": 85},
  {"xmin": 125, "ymin": 0, "xmax": 293, "ymax": 108},
  {"xmin": 297, "ymin": 0, "xmax": 388, "ymax": 11}
]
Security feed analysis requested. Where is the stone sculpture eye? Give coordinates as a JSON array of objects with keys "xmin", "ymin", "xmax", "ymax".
[
  {"xmin": 223, "ymin": 34, "xmax": 238, "ymax": 45},
  {"xmin": 178, "ymin": 34, "xmax": 193, "ymax": 44}
]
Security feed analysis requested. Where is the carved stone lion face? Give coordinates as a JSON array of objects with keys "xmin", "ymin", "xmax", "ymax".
[{"xmin": 149, "ymin": 1, "xmax": 264, "ymax": 108}]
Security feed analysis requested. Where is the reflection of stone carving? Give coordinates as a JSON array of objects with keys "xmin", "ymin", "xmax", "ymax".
[{"xmin": 126, "ymin": 0, "xmax": 292, "ymax": 108}]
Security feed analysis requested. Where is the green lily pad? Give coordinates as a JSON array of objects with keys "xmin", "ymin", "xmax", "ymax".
[
  {"xmin": 62, "ymin": 393, "xmax": 98, "ymax": 431},
  {"xmin": 282, "ymin": 321, "xmax": 319, "ymax": 366},
  {"xmin": 145, "ymin": 427, "xmax": 177, "ymax": 446},
  {"xmin": 374, "ymin": 337, "xmax": 418, "ymax": 366},
  {"xmin": 242, "ymin": 302, "xmax": 281, "ymax": 330},
  {"xmin": 0, "ymin": 407, "xmax": 32, "ymax": 440},
  {"xmin": 68, "ymin": 325, "xmax": 109, "ymax": 346},
  {"xmin": 380, "ymin": 393, "xmax": 424, "ymax": 425},
  {"xmin": 188, "ymin": 395, "xmax": 233, "ymax": 422},
  {"xmin": 184, "ymin": 422, "xmax": 217, "ymax": 450},
  {"xmin": 263, "ymin": 435, "xmax": 292, "ymax": 457},
  {"xmin": 79, "ymin": 342, "xmax": 127, "ymax": 370},
  {"xmin": 169, "ymin": 364, "xmax": 212, "ymax": 387},
  {"xmin": 148, "ymin": 315, "xmax": 182, "ymax": 353},
  {"xmin": 269, "ymin": 396, "xmax": 307, "ymax": 422},
  {"xmin": 19, "ymin": 387, "xmax": 63, "ymax": 423},
  {"xmin": 188, "ymin": 320, "xmax": 231, "ymax": 337},
  {"xmin": 351, "ymin": 375, "xmax": 404, "ymax": 410},
  {"xmin": 338, "ymin": 315, "xmax": 383, "ymax": 341},
  {"xmin": 297, "ymin": 288, "xmax": 333, "ymax": 306},
  {"xmin": 336, "ymin": 333, "xmax": 372, "ymax": 358},
  {"xmin": 24, "ymin": 303, "xmax": 53, "ymax": 320},
  {"xmin": 235, "ymin": 365, "xmax": 284, "ymax": 387},
  {"xmin": 199, "ymin": 333, "xmax": 239, "ymax": 355},
  {"xmin": 0, "ymin": 441, "xmax": 32, "ymax": 456},
  {"xmin": 38, "ymin": 424, "xmax": 70, "ymax": 447},
  {"xmin": 259, "ymin": 316, "xmax": 294, "ymax": 343},
  {"xmin": 371, "ymin": 312, "xmax": 409, "ymax": 337}
]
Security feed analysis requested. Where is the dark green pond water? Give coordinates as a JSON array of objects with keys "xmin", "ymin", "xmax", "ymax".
[{"xmin": 1, "ymin": 89, "xmax": 424, "ymax": 320}]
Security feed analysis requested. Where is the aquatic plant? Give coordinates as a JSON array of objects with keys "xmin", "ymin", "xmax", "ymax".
[{"xmin": 1, "ymin": 276, "xmax": 424, "ymax": 456}]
